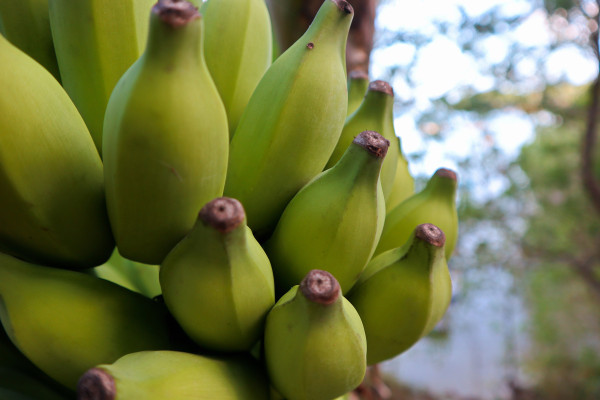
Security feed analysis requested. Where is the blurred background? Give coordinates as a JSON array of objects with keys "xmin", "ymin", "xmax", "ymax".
[{"xmin": 361, "ymin": 0, "xmax": 600, "ymax": 399}]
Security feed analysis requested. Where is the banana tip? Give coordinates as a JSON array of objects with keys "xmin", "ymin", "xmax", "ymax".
[
  {"xmin": 300, "ymin": 270, "xmax": 340, "ymax": 305},
  {"xmin": 153, "ymin": 0, "xmax": 201, "ymax": 28},
  {"xmin": 77, "ymin": 368, "xmax": 116, "ymax": 400},
  {"xmin": 349, "ymin": 70, "xmax": 369, "ymax": 81},
  {"xmin": 332, "ymin": 0, "xmax": 353, "ymax": 14},
  {"xmin": 415, "ymin": 224, "xmax": 446, "ymax": 248},
  {"xmin": 435, "ymin": 168, "xmax": 457, "ymax": 181},
  {"xmin": 369, "ymin": 80, "xmax": 394, "ymax": 97},
  {"xmin": 353, "ymin": 131, "xmax": 390, "ymax": 158},
  {"xmin": 199, "ymin": 197, "xmax": 245, "ymax": 233}
]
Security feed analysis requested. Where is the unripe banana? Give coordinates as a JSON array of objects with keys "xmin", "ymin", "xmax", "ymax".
[
  {"xmin": 48, "ymin": 0, "xmax": 155, "ymax": 152},
  {"xmin": 0, "ymin": 0, "xmax": 60, "ymax": 80},
  {"xmin": 224, "ymin": 0, "xmax": 354, "ymax": 238},
  {"xmin": 347, "ymin": 69, "xmax": 369, "ymax": 116},
  {"xmin": 375, "ymin": 168, "xmax": 458, "ymax": 260},
  {"xmin": 77, "ymin": 351, "xmax": 270, "ymax": 400},
  {"xmin": 0, "ymin": 251, "xmax": 171, "ymax": 389},
  {"xmin": 203, "ymin": 0, "xmax": 272, "ymax": 136},
  {"xmin": 160, "ymin": 197, "xmax": 275, "ymax": 352},
  {"xmin": 265, "ymin": 131, "xmax": 388, "ymax": 295},
  {"xmin": 385, "ymin": 136, "xmax": 414, "ymax": 212},
  {"xmin": 347, "ymin": 223, "xmax": 452, "ymax": 365},
  {"xmin": 103, "ymin": 0, "xmax": 229, "ymax": 265},
  {"xmin": 264, "ymin": 270, "xmax": 367, "ymax": 400},
  {"xmin": 327, "ymin": 80, "xmax": 399, "ymax": 200},
  {"xmin": 0, "ymin": 34, "xmax": 114, "ymax": 269}
]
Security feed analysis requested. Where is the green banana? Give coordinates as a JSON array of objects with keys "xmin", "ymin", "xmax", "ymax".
[
  {"xmin": 0, "ymin": 33, "xmax": 114, "ymax": 269},
  {"xmin": 347, "ymin": 223, "xmax": 452, "ymax": 365},
  {"xmin": 160, "ymin": 197, "xmax": 275, "ymax": 352},
  {"xmin": 385, "ymin": 136, "xmax": 414, "ymax": 212},
  {"xmin": 77, "ymin": 351, "xmax": 270, "ymax": 400},
  {"xmin": 202, "ymin": 0, "xmax": 272, "ymax": 136},
  {"xmin": 327, "ymin": 80, "xmax": 399, "ymax": 200},
  {"xmin": 0, "ymin": 251, "xmax": 171, "ymax": 389},
  {"xmin": 264, "ymin": 270, "xmax": 366, "ymax": 400},
  {"xmin": 103, "ymin": 0, "xmax": 229, "ymax": 265},
  {"xmin": 375, "ymin": 168, "xmax": 459, "ymax": 260},
  {"xmin": 346, "ymin": 69, "xmax": 369, "ymax": 116},
  {"xmin": 224, "ymin": 0, "xmax": 354, "ymax": 238},
  {"xmin": 48, "ymin": 0, "xmax": 155, "ymax": 152},
  {"xmin": 265, "ymin": 130, "xmax": 389, "ymax": 295},
  {"xmin": 0, "ymin": 0, "xmax": 60, "ymax": 80}
]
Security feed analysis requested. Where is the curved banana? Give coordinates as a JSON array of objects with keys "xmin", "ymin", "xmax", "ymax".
[
  {"xmin": 224, "ymin": 0, "xmax": 354, "ymax": 238},
  {"xmin": 203, "ymin": 0, "xmax": 272, "ymax": 136},
  {"xmin": 347, "ymin": 69, "xmax": 369, "ymax": 116},
  {"xmin": 375, "ymin": 168, "xmax": 458, "ymax": 260},
  {"xmin": 48, "ymin": 0, "xmax": 155, "ymax": 152},
  {"xmin": 265, "ymin": 130, "xmax": 389, "ymax": 295},
  {"xmin": 0, "ymin": 251, "xmax": 171, "ymax": 389},
  {"xmin": 327, "ymin": 80, "xmax": 399, "ymax": 200},
  {"xmin": 385, "ymin": 136, "xmax": 414, "ymax": 212},
  {"xmin": 0, "ymin": 33, "xmax": 114, "ymax": 269},
  {"xmin": 264, "ymin": 270, "xmax": 366, "ymax": 400},
  {"xmin": 347, "ymin": 223, "xmax": 452, "ymax": 365},
  {"xmin": 160, "ymin": 197, "xmax": 275, "ymax": 352},
  {"xmin": 77, "ymin": 351, "xmax": 270, "ymax": 400},
  {"xmin": 0, "ymin": 0, "xmax": 60, "ymax": 80},
  {"xmin": 103, "ymin": 0, "xmax": 229, "ymax": 265}
]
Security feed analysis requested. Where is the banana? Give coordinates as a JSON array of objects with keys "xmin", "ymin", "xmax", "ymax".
[
  {"xmin": 224, "ymin": 0, "xmax": 354, "ymax": 238},
  {"xmin": 385, "ymin": 136, "xmax": 414, "ymax": 212},
  {"xmin": 265, "ymin": 130, "xmax": 389, "ymax": 295},
  {"xmin": 346, "ymin": 69, "xmax": 369, "ymax": 116},
  {"xmin": 264, "ymin": 270, "xmax": 367, "ymax": 400},
  {"xmin": 160, "ymin": 197, "xmax": 275, "ymax": 352},
  {"xmin": 202, "ymin": 0, "xmax": 272, "ymax": 136},
  {"xmin": 0, "ymin": 251, "xmax": 171, "ymax": 389},
  {"xmin": 0, "ymin": 33, "xmax": 114, "ymax": 269},
  {"xmin": 375, "ymin": 168, "xmax": 458, "ymax": 260},
  {"xmin": 326, "ymin": 80, "xmax": 399, "ymax": 200},
  {"xmin": 0, "ymin": 0, "xmax": 61, "ymax": 81},
  {"xmin": 77, "ymin": 350, "xmax": 270, "ymax": 400},
  {"xmin": 103, "ymin": 0, "xmax": 229, "ymax": 265},
  {"xmin": 347, "ymin": 223, "xmax": 452, "ymax": 365},
  {"xmin": 48, "ymin": 0, "xmax": 155, "ymax": 152}
]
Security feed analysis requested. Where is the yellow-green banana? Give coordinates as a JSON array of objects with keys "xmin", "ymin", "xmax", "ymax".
[
  {"xmin": 265, "ymin": 131, "xmax": 389, "ymax": 295},
  {"xmin": 264, "ymin": 270, "xmax": 366, "ymax": 400},
  {"xmin": 375, "ymin": 168, "xmax": 458, "ymax": 260},
  {"xmin": 385, "ymin": 136, "xmax": 414, "ymax": 212},
  {"xmin": 48, "ymin": 0, "xmax": 155, "ymax": 152},
  {"xmin": 203, "ymin": 0, "xmax": 272, "ymax": 136},
  {"xmin": 0, "ymin": 251, "xmax": 171, "ymax": 389},
  {"xmin": 77, "ymin": 351, "xmax": 270, "ymax": 400},
  {"xmin": 0, "ymin": 34, "xmax": 114, "ymax": 269},
  {"xmin": 103, "ymin": 0, "xmax": 229, "ymax": 265},
  {"xmin": 347, "ymin": 223, "xmax": 452, "ymax": 365},
  {"xmin": 160, "ymin": 197, "xmax": 275, "ymax": 352},
  {"xmin": 347, "ymin": 69, "xmax": 369, "ymax": 116},
  {"xmin": 0, "ymin": 0, "xmax": 60, "ymax": 80},
  {"xmin": 327, "ymin": 80, "xmax": 399, "ymax": 200},
  {"xmin": 224, "ymin": 0, "xmax": 354, "ymax": 238}
]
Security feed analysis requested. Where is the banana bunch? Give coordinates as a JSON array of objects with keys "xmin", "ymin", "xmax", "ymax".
[{"xmin": 0, "ymin": 0, "xmax": 460, "ymax": 398}]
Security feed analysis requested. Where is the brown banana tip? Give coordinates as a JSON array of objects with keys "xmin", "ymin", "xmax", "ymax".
[
  {"xmin": 300, "ymin": 270, "xmax": 340, "ymax": 305},
  {"xmin": 415, "ymin": 224, "xmax": 446, "ymax": 248},
  {"xmin": 434, "ymin": 168, "xmax": 458, "ymax": 181},
  {"xmin": 198, "ymin": 197, "xmax": 245, "ymax": 233},
  {"xmin": 349, "ymin": 70, "xmax": 369, "ymax": 80},
  {"xmin": 368, "ymin": 80, "xmax": 394, "ymax": 97},
  {"xmin": 152, "ymin": 0, "xmax": 200, "ymax": 28},
  {"xmin": 307, "ymin": 42, "xmax": 315, "ymax": 49},
  {"xmin": 77, "ymin": 368, "xmax": 116, "ymax": 400},
  {"xmin": 332, "ymin": 0, "xmax": 353, "ymax": 14},
  {"xmin": 353, "ymin": 131, "xmax": 390, "ymax": 158}
]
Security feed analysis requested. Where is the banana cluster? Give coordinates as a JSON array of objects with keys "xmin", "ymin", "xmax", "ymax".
[{"xmin": 0, "ymin": 0, "xmax": 460, "ymax": 399}]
